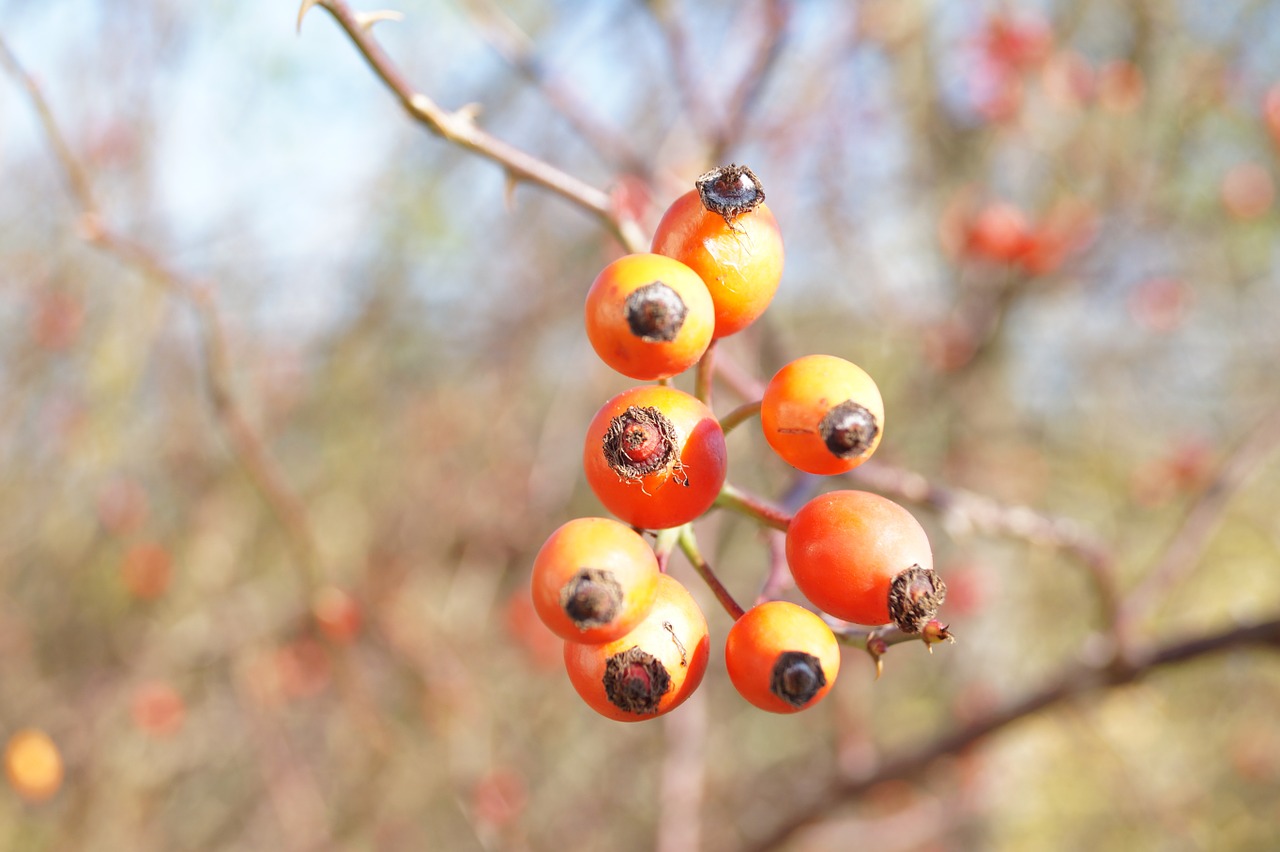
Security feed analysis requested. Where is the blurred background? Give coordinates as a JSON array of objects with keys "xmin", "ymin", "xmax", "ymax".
[{"xmin": 2, "ymin": 0, "xmax": 1279, "ymax": 849}]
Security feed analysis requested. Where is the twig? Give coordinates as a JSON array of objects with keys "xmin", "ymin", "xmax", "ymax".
[
  {"xmin": 742, "ymin": 614, "xmax": 1280, "ymax": 852},
  {"xmin": 695, "ymin": 339, "xmax": 717, "ymax": 407},
  {"xmin": 301, "ymin": 0, "xmax": 646, "ymax": 253},
  {"xmin": 715, "ymin": 481, "xmax": 791, "ymax": 531},
  {"xmin": 709, "ymin": 0, "xmax": 791, "ymax": 163},
  {"xmin": 677, "ymin": 525, "xmax": 746, "ymax": 620},
  {"xmin": 718, "ymin": 399, "xmax": 761, "ymax": 435}
]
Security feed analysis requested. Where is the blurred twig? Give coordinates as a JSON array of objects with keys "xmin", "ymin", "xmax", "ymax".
[
  {"xmin": 743, "ymin": 613, "xmax": 1280, "ymax": 852},
  {"xmin": 461, "ymin": 0, "xmax": 654, "ymax": 179},
  {"xmin": 709, "ymin": 0, "xmax": 791, "ymax": 163},
  {"xmin": 0, "ymin": 33, "xmax": 323, "ymax": 591},
  {"xmin": 299, "ymin": 0, "xmax": 646, "ymax": 253},
  {"xmin": 1119, "ymin": 405, "xmax": 1280, "ymax": 635}
]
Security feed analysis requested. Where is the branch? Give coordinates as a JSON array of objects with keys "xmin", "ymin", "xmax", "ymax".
[
  {"xmin": 743, "ymin": 614, "xmax": 1280, "ymax": 852},
  {"xmin": 301, "ymin": 0, "xmax": 646, "ymax": 253}
]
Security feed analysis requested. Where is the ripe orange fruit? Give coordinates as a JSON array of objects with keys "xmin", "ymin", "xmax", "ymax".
[
  {"xmin": 583, "ymin": 385, "xmax": 727, "ymax": 530},
  {"xmin": 530, "ymin": 517, "xmax": 660, "ymax": 643},
  {"xmin": 4, "ymin": 728, "xmax": 64, "ymax": 803},
  {"xmin": 584, "ymin": 253, "xmax": 714, "ymax": 380},
  {"xmin": 786, "ymin": 490, "xmax": 944, "ymax": 632},
  {"xmin": 761, "ymin": 354, "xmax": 884, "ymax": 475},
  {"xmin": 651, "ymin": 165, "xmax": 784, "ymax": 339},
  {"xmin": 563, "ymin": 573, "xmax": 709, "ymax": 721},
  {"xmin": 725, "ymin": 601, "xmax": 840, "ymax": 713}
]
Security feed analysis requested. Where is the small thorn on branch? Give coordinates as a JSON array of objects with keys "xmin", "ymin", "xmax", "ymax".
[
  {"xmin": 354, "ymin": 10, "xmax": 405, "ymax": 31},
  {"xmin": 297, "ymin": 0, "xmax": 325, "ymax": 33}
]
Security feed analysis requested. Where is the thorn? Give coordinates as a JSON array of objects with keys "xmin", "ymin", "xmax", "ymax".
[
  {"xmin": 866, "ymin": 634, "xmax": 888, "ymax": 680},
  {"xmin": 355, "ymin": 10, "xmax": 405, "ymax": 31},
  {"xmin": 297, "ymin": 0, "xmax": 323, "ymax": 33},
  {"xmin": 503, "ymin": 171, "xmax": 518, "ymax": 211},
  {"xmin": 454, "ymin": 102, "xmax": 483, "ymax": 124}
]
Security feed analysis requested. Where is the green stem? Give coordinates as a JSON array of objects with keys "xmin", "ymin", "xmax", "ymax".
[
  {"xmin": 715, "ymin": 482, "xmax": 791, "ymax": 531},
  {"xmin": 677, "ymin": 526, "xmax": 746, "ymax": 620},
  {"xmin": 718, "ymin": 399, "xmax": 762, "ymax": 435}
]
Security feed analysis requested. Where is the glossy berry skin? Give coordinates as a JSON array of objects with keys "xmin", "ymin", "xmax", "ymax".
[
  {"xmin": 583, "ymin": 385, "xmax": 727, "ymax": 530},
  {"xmin": 651, "ymin": 190, "xmax": 784, "ymax": 339},
  {"xmin": 584, "ymin": 253, "xmax": 715, "ymax": 381},
  {"xmin": 761, "ymin": 354, "xmax": 885, "ymax": 475},
  {"xmin": 563, "ymin": 574, "xmax": 710, "ymax": 722},
  {"xmin": 530, "ymin": 517, "xmax": 660, "ymax": 643},
  {"xmin": 725, "ymin": 601, "xmax": 840, "ymax": 713},
  {"xmin": 786, "ymin": 490, "xmax": 937, "ymax": 629}
]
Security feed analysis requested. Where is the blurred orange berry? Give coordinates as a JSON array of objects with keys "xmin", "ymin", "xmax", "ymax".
[
  {"xmin": 1265, "ymin": 83, "xmax": 1280, "ymax": 150},
  {"xmin": 1097, "ymin": 60, "xmax": 1145, "ymax": 113},
  {"xmin": 5, "ymin": 728, "xmax": 64, "ymax": 803},
  {"xmin": 312, "ymin": 586, "xmax": 363, "ymax": 644},
  {"xmin": 1221, "ymin": 162, "xmax": 1275, "ymax": 220},
  {"xmin": 30, "ymin": 290, "xmax": 84, "ymax": 351},
  {"xmin": 981, "ymin": 13, "xmax": 1052, "ymax": 70},
  {"xmin": 1041, "ymin": 50, "xmax": 1095, "ymax": 110},
  {"xmin": 965, "ymin": 202, "xmax": 1032, "ymax": 264},
  {"xmin": 131, "ymin": 681, "xmax": 186, "ymax": 738},
  {"xmin": 470, "ymin": 767, "xmax": 528, "ymax": 829},
  {"xmin": 120, "ymin": 542, "xmax": 173, "ymax": 601}
]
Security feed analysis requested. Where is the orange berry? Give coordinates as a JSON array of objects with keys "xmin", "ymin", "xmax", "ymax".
[
  {"xmin": 530, "ymin": 517, "xmax": 660, "ymax": 643},
  {"xmin": 312, "ymin": 586, "xmax": 363, "ymax": 644},
  {"xmin": 563, "ymin": 574, "xmax": 709, "ymax": 721},
  {"xmin": 131, "ymin": 681, "xmax": 186, "ymax": 738},
  {"xmin": 725, "ymin": 601, "xmax": 840, "ymax": 713},
  {"xmin": 583, "ymin": 385, "xmax": 727, "ymax": 530},
  {"xmin": 651, "ymin": 165, "xmax": 784, "ymax": 339},
  {"xmin": 786, "ymin": 490, "xmax": 944, "ymax": 632},
  {"xmin": 5, "ymin": 728, "xmax": 64, "ymax": 803},
  {"xmin": 964, "ymin": 202, "xmax": 1032, "ymax": 263},
  {"xmin": 584, "ymin": 253, "xmax": 714, "ymax": 380},
  {"xmin": 761, "ymin": 354, "xmax": 884, "ymax": 475},
  {"xmin": 120, "ymin": 541, "xmax": 172, "ymax": 600}
]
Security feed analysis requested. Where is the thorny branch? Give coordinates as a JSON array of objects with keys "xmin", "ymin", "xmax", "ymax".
[{"xmin": 299, "ymin": 0, "xmax": 647, "ymax": 253}]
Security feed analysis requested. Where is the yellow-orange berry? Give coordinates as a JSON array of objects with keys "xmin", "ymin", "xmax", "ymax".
[
  {"xmin": 725, "ymin": 601, "xmax": 840, "ymax": 713},
  {"xmin": 530, "ymin": 517, "xmax": 660, "ymax": 643},
  {"xmin": 585, "ymin": 253, "xmax": 714, "ymax": 380},
  {"xmin": 563, "ymin": 574, "xmax": 709, "ymax": 722},
  {"xmin": 761, "ymin": 354, "xmax": 884, "ymax": 475}
]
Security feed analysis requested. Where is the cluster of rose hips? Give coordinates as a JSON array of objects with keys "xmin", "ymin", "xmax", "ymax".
[{"xmin": 530, "ymin": 165, "xmax": 946, "ymax": 721}]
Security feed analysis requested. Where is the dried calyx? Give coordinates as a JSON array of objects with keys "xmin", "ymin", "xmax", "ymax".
[
  {"xmin": 602, "ymin": 405, "xmax": 681, "ymax": 480},
  {"xmin": 888, "ymin": 565, "xmax": 948, "ymax": 634},
  {"xmin": 560, "ymin": 568, "xmax": 623, "ymax": 629},
  {"xmin": 603, "ymin": 646, "xmax": 672, "ymax": 714},
  {"xmin": 770, "ymin": 650, "xmax": 827, "ymax": 708},
  {"xmin": 819, "ymin": 400, "xmax": 880, "ymax": 459},
  {"xmin": 625, "ymin": 281, "xmax": 688, "ymax": 342},
  {"xmin": 695, "ymin": 164, "xmax": 765, "ymax": 222}
]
